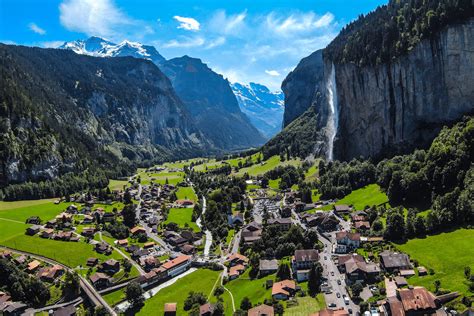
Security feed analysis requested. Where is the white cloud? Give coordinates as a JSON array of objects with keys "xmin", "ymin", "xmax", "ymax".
[
  {"xmin": 164, "ymin": 36, "xmax": 205, "ymax": 48},
  {"xmin": 205, "ymin": 36, "xmax": 226, "ymax": 49},
  {"xmin": 265, "ymin": 70, "xmax": 281, "ymax": 76},
  {"xmin": 173, "ymin": 16, "xmax": 200, "ymax": 31},
  {"xmin": 29, "ymin": 23, "xmax": 46, "ymax": 35},
  {"xmin": 41, "ymin": 41, "xmax": 65, "ymax": 48},
  {"xmin": 208, "ymin": 10, "xmax": 247, "ymax": 36},
  {"xmin": 59, "ymin": 0, "xmax": 137, "ymax": 39},
  {"xmin": 264, "ymin": 11, "xmax": 335, "ymax": 37}
]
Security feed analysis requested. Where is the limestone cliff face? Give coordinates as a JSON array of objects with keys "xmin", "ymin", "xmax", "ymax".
[{"xmin": 280, "ymin": 18, "xmax": 474, "ymax": 160}]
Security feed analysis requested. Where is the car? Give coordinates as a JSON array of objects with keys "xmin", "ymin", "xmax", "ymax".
[
  {"xmin": 336, "ymin": 293, "xmax": 341, "ymax": 298},
  {"xmin": 329, "ymin": 303, "xmax": 337, "ymax": 308},
  {"xmin": 331, "ymin": 271, "xmax": 335, "ymax": 276},
  {"xmin": 349, "ymin": 309, "xmax": 353, "ymax": 314},
  {"xmin": 337, "ymin": 280, "xmax": 341, "ymax": 285},
  {"xmin": 324, "ymin": 256, "xmax": 327, "ymax": 260}
]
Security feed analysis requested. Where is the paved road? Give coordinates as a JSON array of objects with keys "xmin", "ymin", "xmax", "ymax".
[
  {"xmin": 0, "ymin": 246, "xmax": 116, "ymax": 316},
  {"xmin": 229, "ymin": 230, "xmax": 241, "ymax": 254}
]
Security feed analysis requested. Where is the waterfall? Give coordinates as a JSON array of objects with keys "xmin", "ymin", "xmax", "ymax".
[{"xmin": 326, "ymin": 63, "xmax": 339, "ymax": 161}]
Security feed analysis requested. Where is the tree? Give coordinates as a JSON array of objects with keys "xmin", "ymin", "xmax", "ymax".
[
  {"xmin": 63, "ymin": 271, "xmax": 80, "ymax": 299},
  {"xmin": 434, "ymin": 280, "xmax": 441, "ymax": 294},
  {"xmin": 351, "ymin": 283, "xmax": 363, "ymax": 298},
  {"xmin": 276, "ymin": 263, "xmax": 291, "ymax": 281},
  {"xmin": 213, "ymin": 301, "xmax": 224, "ymax": 316},
  {"xmin": 240, "ymin": 297, "xmax": 252, "ymax": 311},
  {"xmin": 125, "ymin": 281, "xmax": 144, "ymax": 308},
  {"xmin": 308, "ymin": 263, "xmax": 323, "ymax": 296},
  {"xmin": 124, "ymin": 191, "xmax": 132, "ymax": 204},
  {"xmin": 184, "ymin": 292, "xmax": 207, "ymax": 311},
  {"xmin": 122, "ymin": 204, "xmax": 137, "ymax": 228},
  {"xmin": 214, "ymin": 285, "xmax": 224, "ymax": 297},
  {"xmin": 122, "ymin": 259, "xmax": 132, "ymax": 273},
  {"xmin": 464, "ymin": 266, "xmax": 471, "ymax": 280}
]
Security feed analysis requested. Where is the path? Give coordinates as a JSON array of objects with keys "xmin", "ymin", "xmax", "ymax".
[
  {"xmin": 221, "ymin": 273, "xmax": 235, "ymax": 312},
  {"xmin": 98, "ymin": 231, "xmax": 145, "ymax": 275}
]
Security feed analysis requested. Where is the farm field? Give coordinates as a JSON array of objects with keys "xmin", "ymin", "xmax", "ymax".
[
  {"xmin": 108, "ymin": 179, "xmax": 129, "ymax": 191},
  {"xmin": 164, "ymin": 208, "xmax": 200, "ymax": 232},
  {"xmin": 331, "ymin": 184, "xmax": 389, "ymax": 210},
  {"xmin": 396, "ymin": 229, "xmax": 474, "ymax": 295},
  {"xmin": 176, "ymin": 186, "xmax": 198, "ymax": 202},
  {"xmin": 225, "ymin": 270, "xmax": 274, "ymax": 307},
  {"xmin": 235, "ymin": 155, "xmax": 301, "ymax": 177},
  {"xmin": 137, "ymin": 269, "xmax": 221, "ymax": 315},
  {"xmin": 138, "ymin": 170, "xmax": 185, "ymax": 186}
]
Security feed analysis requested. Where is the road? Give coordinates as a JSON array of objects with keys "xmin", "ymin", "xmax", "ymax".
[
  {"xmin": 98, "ymin": 231, "xmax": 145, "ymax": 275},
  {"xmin": 0, "ymin": 246, "xmax": 116, "ymax": 316}
]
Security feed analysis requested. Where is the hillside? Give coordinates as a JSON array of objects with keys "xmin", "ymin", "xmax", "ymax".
[
  {"xmin": 0, "ymin": 44, "xmax": 208, "ymax": 198},
  {"xmin": 270, "ymin": 0, "xmax": 474, "ymax": 161}
]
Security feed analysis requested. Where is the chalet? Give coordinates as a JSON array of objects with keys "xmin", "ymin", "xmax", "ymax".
[
  {"xmin": 26, "ymin": 225, "xmax": 41, "ymax": 236},
  {"xmin": 294, "ymin": 201, "xmax": 306, "ymax": 212},
  {"xmin": 199, "ymin": 303, "xmax": 214, "ymax": 316},
  {"xmin": 102, "ymin": 212, "xmax": 115, "ymax": 222},
  {"xmin": 337, "ymin": 254, "xmax": 381, "ymax": 284},
  {"xmin": 139, "ymin": 256, "xmax": 159, "ymax": 271},
  {"xmin": 394, "ymin": 276, "xmax": 408, "ymax": 287},
  {"xmin": 180, "ymin": 244, "xmax": 196, "ymax": 255},
  {"xmin": 0, "ymin": 251, "xmax": 12, "ymax": 259},
  {"xmin": 227, "ymin": 253, "xmax": 249, "ymax": 266},
  {"xmin": 272, "ymin": 280, "xmax": 296, "ymax": 300},
  {"xmin": 0, "ymin": 301, "xmax": 28, "ymax": 315},
  {"xmin": 311, "ymin": 308, "xmax": 349, "ymax": 316},
  {"xmin": 130, "ymin": 226, "xmax": 146, "ymax": 236},
  {"xmin": 335, "ymin": 231, "xmax": 360, "ymax": 253},
  {"xmin": 67, "ymin": 205, "xmax": 78, "ymax": 213},
  {"xmin": 305, "ymin": 212, "xmax": 340, "ymax": 231},
  {"xmin": 354, "ymin": 221, "xmax": 371, "ymax": 230},
  {"xmin": 267, "ymin": 218, "xmax": 292, "ymax": 231},
  {"xmin": 27, "ymin": 260, "xmax": 41, "ymax": 273},
  {"xmin": 292, "ymin": 249, "xmax": 319, "ymax": 281},
  {"xmin": 117, "ymin": 239, "xmax": 129, "ymax": 247},
  {"xmin": 14, "ymin": 255, "xmax": 27, "ymax": 265},
  {"xmin": 45, "ymin": 219, "xmax": 57, "ymax": 228},
  {"xmin": 379, "ymin": 251, "xmax": 412, "ymax": 272},
  {"xmin": 143, "ymin": 241, "xmax": 155, "ymax": 249},
  {"xmin": 259, "ymin": 259, "xmax": 278, "ymax": 276},
  {"xmin": 169, "ymin": 236, "xmax": 188, "ymax": 248},
  {"xmin": 417, "ymin": 266, "xmax": 428, "ymax": 276},
  {"xmin": 229, "ymin": 264, "xmax": 246, "ymax": 280},
  {"xmin": 38, "ymin": 265, "xmax": 64, "ymax": 282},
  {"xmin": 82, "ymin": 215, "xmax": 94, "ymax": 224},
  {"xmin": 228, "ymin": 213, "xmax": 244, "ymax": 226},
  {"xmin": 90, "ymin": 272, "xmax": 111, "ymax": 289},
  {"xmin": 382, "ymin": 287, "xmax": 440, "ymax": 316},
  {"xmin": 95, "ymin": 242, "xmax": 111, "ymax": 255},
  {"xmin": 162, "ymin": 255, "xmax": 191, "ymax": 277},
  {"xmin": 25, "ymin": 216, "xmax": 41, "ymax": 225},
  {"xmin": 180, "ymin": 230, "xmax": 198, "ymax": 242},
  {"xmin": 81, "ymin": 227, "xmax": 95, "ymax": 237},
  {"xmin": 333, "ymin": 205, "xmax": 351, "ymax": 214},
  {"xmin": 242, "ymin": 221, "xmax": 262, "ymax": 245},
  {"xmin": 41, "ymin": 228, "xmax": 54, "ymax": 239},
  {"xmin": 126, "ymin": 244, "xmax": 140, "ymax": 254},
  {"xmin": 54, "ymin": 231, "xmax": 73, "ymax": 241},
  {"xmin": 175, "ymin": 199, "xmax": 194, "ymax": 208},
  {"xmin": 100, "ymin": 260, "xmax": 119, "ymax": 275},
  {"xmin": 86, "ymin": 257, "xmax": 99, "ymax": 267},
  {"xmin": 248, "ymin": 304, "xmax": 274, "ymax": 316},
  {"xmin": 164, "ymin": 302, "xmax": 177, "ymax": 316}
]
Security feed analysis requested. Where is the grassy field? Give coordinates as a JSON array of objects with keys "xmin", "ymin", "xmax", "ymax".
[
  {"xmin": 225, "ymin": 270, "xmax": 274, "ymax": 307},
  {"xmin": 304, "ymin": 161, "xmax": 320, "ymax": 182},
  {"xmin": 103, "ymin": 288, "xmax": 126, "ymax": 306},
  {"xmin": 176, "ymin": 187, "xmax": 198, "ymax": 202},
  {"xmin": 396, "ymin": 229, "xmax": 474, "ymax": 295},
  {"xmin": 108, "ymin": 179, "xmax": 129, "ymax": 191},
  {"xmin": 335, "ymin": 184, "xmax": 389, "ymax": 210},
  {"xmin": 0, "ymin": 198, "xmax": 57, "ymax": 211},
  {"xmin": 235, "ymin": 155, "xmax": 301, "ymax": 177},
  {"xmin": 137, "ymin": 269, "xmax": 221, "ymax": 315},
  {"xmin": 164, "ymin": 208, "xmax": 199, "ymax": 232},
  {"xmin": 138, "ymin": 171, "xmax": 185, "ymax": 186},
  {"xmin": 285, "ymin": 293, "xmax": 325, "ymax": 315}
]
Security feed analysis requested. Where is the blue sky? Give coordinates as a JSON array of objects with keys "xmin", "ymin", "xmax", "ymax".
[{"xmin": 0, "ymin": 0, "xmax": 386, "ymax": 90}]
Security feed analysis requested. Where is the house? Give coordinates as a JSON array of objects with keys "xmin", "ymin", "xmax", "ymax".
[
  {"xmin": 102, "ymin": 213, "xmax": 115, "ymax": 222},
  {"xmin": 229, "ymin": 264, "xmax": 246, "ymax": 280},
  {"xmin": 26, "ymin": 225, "xmax": 41, "ymax": 236},
  {"xmin": 130, "ymin": 226, "xmax": 146, "ymax": 236},
  {"xmin": 394, "ymin": 276, "xmax": 408, "ymax": 287},
  {"xmin": 334, "ymin": 205, "xmax": 351, "ymax": 214},
  {"xmin": 305, "ymin": 212, "xmax": 340, "ymax": 231},
  {"xmin": 294, "ymin": 201, "xmax": 306, "ymax": 212},
  {"xmin": 242, "ymin": 222, "xmax": 263, "ymax": 245},
  {"xmin": 292, "ymin": 249, "xmax": 319, "ymax": 281},
  {"xmin": 272, "ymin": 280, "xmax": 296, "ymax": 300},
  {"xmin": 95, "ymin": 242, "xmax": 111, "ymax": 255},
  {"xmin": 180, "ymin": 244, "xmax": 195, "ymax": 255},
  {"xmin": 45, "ymin": 219, "xmax": 57, "ymax": 228},
  {"xmin": 354, "ymin": 221, "xmax": 371, "ymax": 230},
  {"xmin": 117, "ymin": 239, "xmax": 129, "ymax": 247},
  {"xmin": 139, "ymin": 256, "xmax": 159, "ymax": 271},
  {"xmin": 382, "ymin": 287, "xmax": 439, "ymax": 316},
  {"xmin": 90, "ymin": 272, "xmax": 111, "ymax": 289},
  {"xmin": 25, "ymin": 216, "xmax": 41, "ymax": 225},
  {"xmin": 81, "ymin": 227, "xmax": 95, "ymax": 237},
  {"xmin": 164, "ymin": 303, "xmax": 177, "ymax": 316},
  {"xmin": 0, "ymin": 301, "xmax": 28, "ymax": 315},
  {"xmin": 417, "ymin": 266, "xmax": 428, "ymax": 276},
  {"xmin": 39, "ymin": 265, "xmax": 64, "ymax": 282},
  {"xmin": 162, "ymin": 255, "xmax": 191, "ymax": 278},
  {"xmin": 143, "ymin": 241, "xmax": 155, "ymax": 249},
  {"xmin": 310, "ymin": 308, "xmax": 349, "ymax": 316},
  {"xmin": 27, "ymin": 260, "xmax": 41, "ymax": 272},
  {"xmin": 267, "ymin": 218, "xmax": 292, "ymax": 231},
  {"xmin": 86, "ymin": 257, "xmax": 99, "ymax": 267},
  {"xmin": 259, "ymin": 259, "xmax": 278, "ymax": 276},
  {"xmin": 248, "ymin": 304, "xmax": 274, "ymax": 316},
  {"xmin": 14, "ymin": 255, "xmax": 27, "ymax": 265},
  {"xmin": 228, "ymin": 213, "xmax": 244, "ymax": 226},
  {"xmin": 175, "ymin": 199, "xmax": 194, "ymax": 208},
  {"xmin": 379, "ymin": 251, "xmax": 412, "ymax": 272},
  {"xmin": 82, "ymin": 215, "xmax": 94, "ymax": 224},
  {"xmin": 335, "ymin": 231, "xmax": 360, "ymax": 253},
  {"xmin": 227, "ymin": 253, "xmax": 249, "ymax": 266},
  {"xmin": 53, "ymin": 305, "xmax": 76, "ymax": 316},
  {"xmin": 337, "ymin": 254, "xmax": 381, "ymax": 284},
  {"xmin": 40, "ymin": 229, "xmax": 54, "ymax": 239},
  {"xmin": 199, "ymin": 303, "xmax": 214, "ymax": 316},
  {"xmin": 100, "ymin": 259, "xmax": 120, "ymax": 274}
]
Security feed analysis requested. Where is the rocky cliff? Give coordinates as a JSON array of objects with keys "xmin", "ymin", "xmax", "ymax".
[
  {"xmin": 0, "ymin": 44, "xmax": 207, "ymax": 186},
  {"xmin": 276, "ymin": 17, "xmax": 474, "ymax": 161}
]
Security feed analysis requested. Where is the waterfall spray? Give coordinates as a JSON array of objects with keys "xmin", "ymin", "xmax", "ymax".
[{"xmin": 326, "ymin": 63, "xmax": 339, "ymax": 161}]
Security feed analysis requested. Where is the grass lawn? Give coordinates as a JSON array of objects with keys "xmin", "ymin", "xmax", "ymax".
[
  {"xmin": 0, "ymin": 198, "xmax": 57, "ymax": 211},
  {"xmin": 235, "ymin": 155, "xmax": 301, "ymax": 177},
  {"xmin": 176, "ymin": 187, "xmax": 198, "ymax": 202},
  {"xmin": 103, "ymin": 288, "xmax": 126, "ymax": 306},
  {"xmin": 108, "ymin": 179, "xmax": 129, "ymax": 191},
  {"xmin": 396, "ymin": 229, "xmax": 474, "ymax": 295},
  {"xmin": 164, "ymin": 208, "xmax": 199, "ymax": 232},
  {"xmin": 137, "ymin": 269, "xmax": 221, "ymax": 315},
  {"xmin": 304, "ymin": 161, "xmax": 320, "ymax": 182},
  {"xmin": 139, "ymin": 171, "xmax": 185, "ymax": 186},
  {"xmin": 225, "ymin": 270, "xmax": 274, "ymax": 307},
  {"xmin": 336, "ymin": 184, "xmax": 389, "ymax": 210},
  {"xmin": 285, "ymin": 293, "xmax": 326, "ymax": 315}
]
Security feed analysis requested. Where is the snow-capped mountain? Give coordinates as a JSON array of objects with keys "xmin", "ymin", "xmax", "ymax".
[
  {"xmin": 59, "ymin": 36, "xmax": 165, "ymax": 64},
  {"xmin": 231, "ymin": 82, "xmax": 284, "ymax": 138}
]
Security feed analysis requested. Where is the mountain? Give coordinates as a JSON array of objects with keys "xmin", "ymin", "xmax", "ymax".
[
  {"xmin": 0, "ymin": 44, "xmax": 207, "ymax": 189},
  {"xmin": 265, "ymin": 0, "xmax": 474, "ymax": 161},
  {"xmin": 60, "ymin": 37, "xmax": 264, "ymax": 150},
  {"xmin": 231, "ymin": 82, "xmax": 284, "ymax": 139},
  {"xmin": 159, "ymin": 56, "xmax": 266, "ymax": 150},
  {"xmin": 59, "ymin": 36, "xmax": 166, "ymax": 64}
]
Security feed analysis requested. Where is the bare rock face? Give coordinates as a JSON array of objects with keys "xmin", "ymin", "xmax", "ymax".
[{"xmin": 280, "ymin": 19, "xmax": 474, "ymax": 160}]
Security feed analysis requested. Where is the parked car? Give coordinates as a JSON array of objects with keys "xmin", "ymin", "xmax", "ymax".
[
  {"xmin": 349, "ymin": 309, "xmax": 353, "ymax": 314},
  {"xmin": 329, "ymin": 303, "xmax": 337, "ymax": 308},
  {"xmin": 337, "ymin": 293, "xmax": 341, "ymax": 298},
  {"xmin": 331, "ymin": 271, "xmax": 335, "ymax": 276},
  {"xmin": 337, "ymin": 279, "xmax": 341, "ymax": 285}
]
